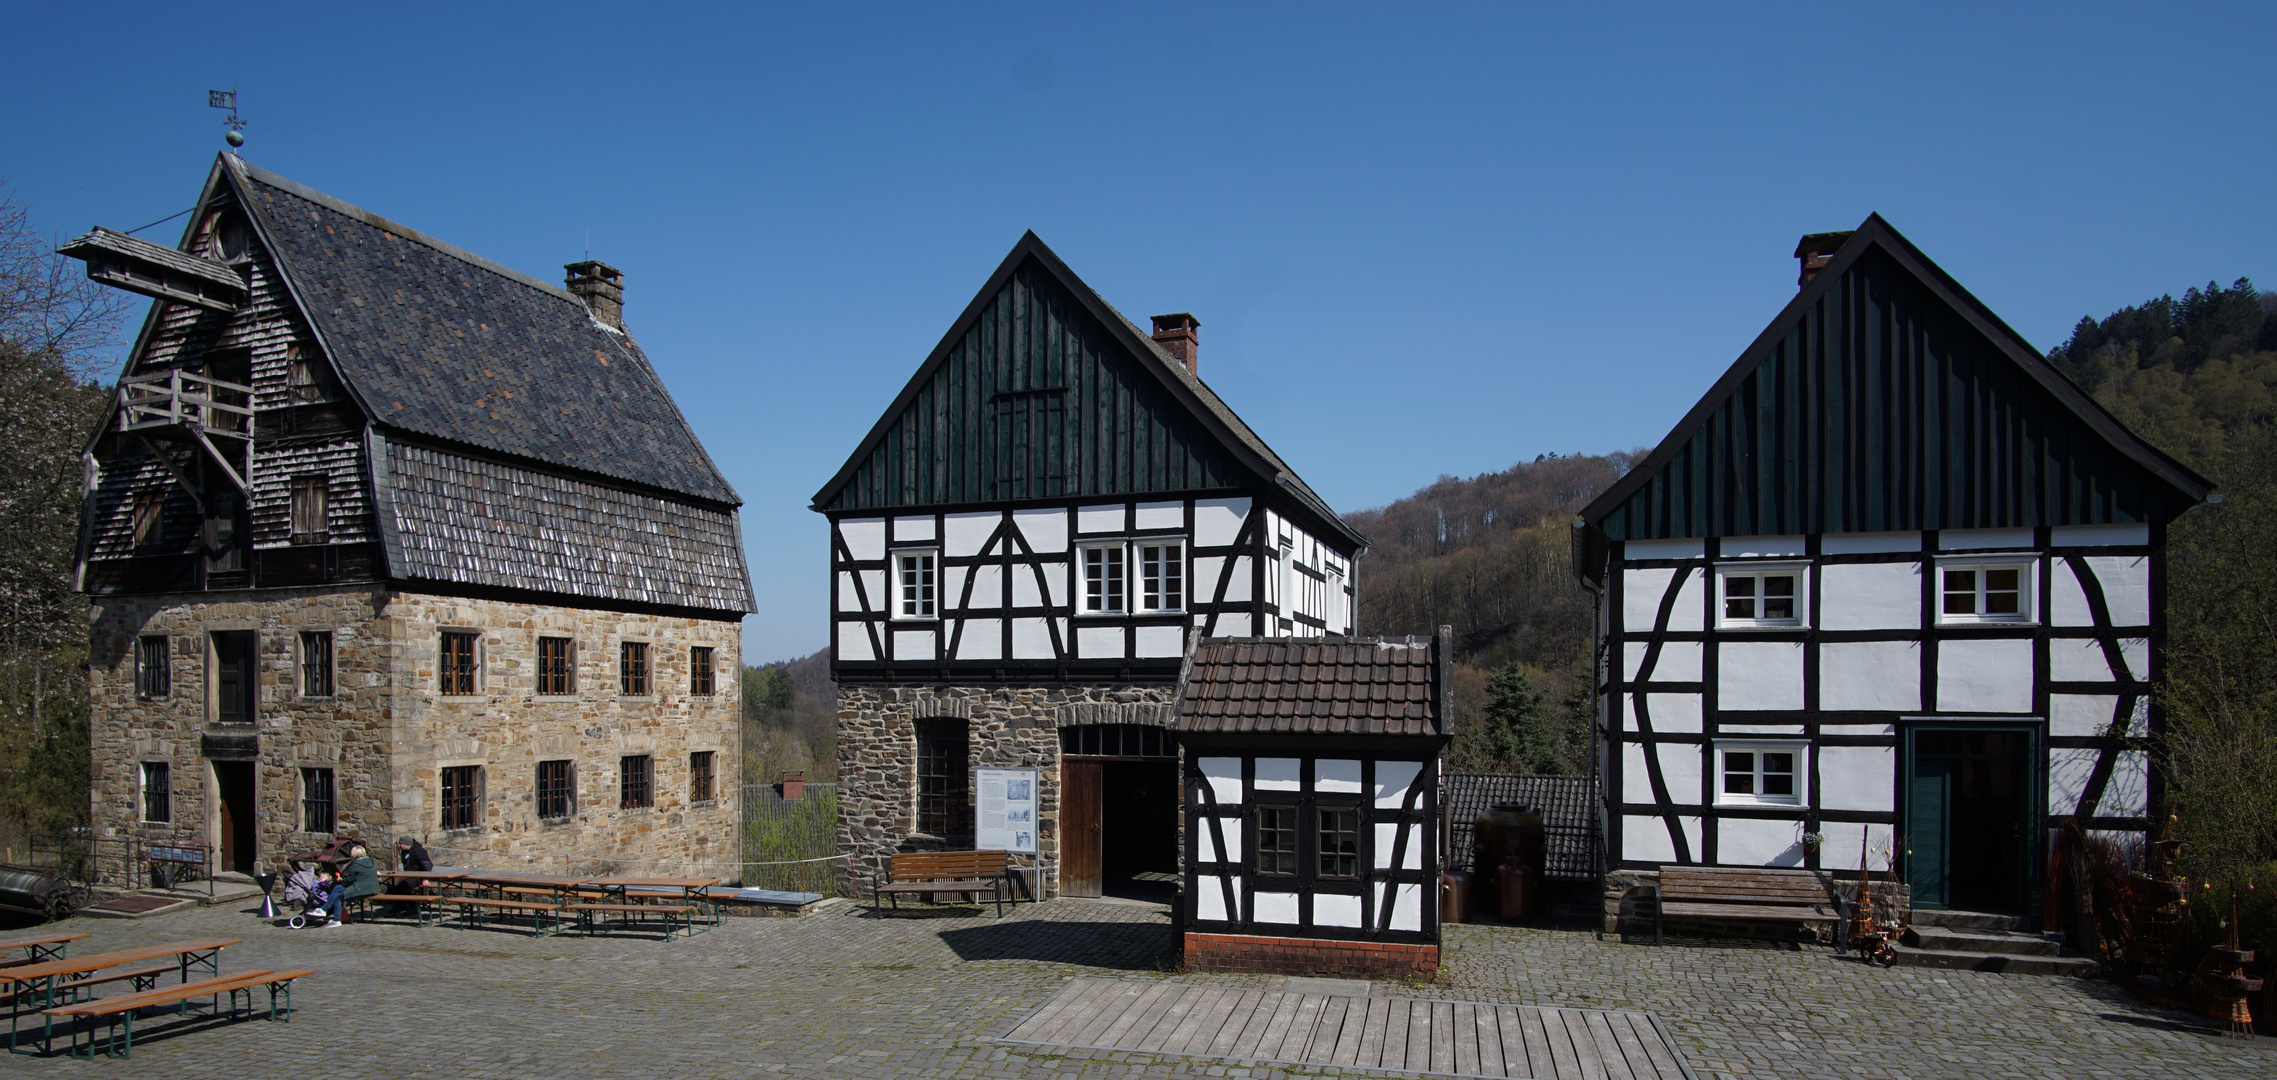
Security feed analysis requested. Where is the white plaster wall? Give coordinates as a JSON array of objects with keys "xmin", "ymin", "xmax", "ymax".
[
  {"xmin": 1197, "ymin": 875, "xmax": 1237, "ymax": 921},
  {"xmin": 2050, "ymin": 560, "xmax": 2094, "ymax": 627},
  {"xmin": 1820, "ymin": 562, "xmax": 1923, "ymax": 630},
  {"xmin": 1819, "ymin": 641, "xmax": 1921, "ymax": 711},
  {"xmin": 2053, "ymin": 524, "xmax": 2148, "ymax": 547},
  {"xmin": 1135, "ymin": 625, "xmax": 1183, "ymax": 657},
  {"xmin": 1135, "ymin": 501, "xmax": 1182, "ymax": 530},
  {"xmin": 2088, "ymin": 557, "xmax": 2152, "ymax": 627},
  {"xmin": 1075, "ymin": 625, "xmax": 1120, "ymax": 657},
  {"xmin": 1253, "ymin": 890, "xmax": 1299, "ymax": 924},
  {"xmin": 1621, "ymin": 743, "xmax": 1704, "ymax": 805},
  {"xmin": 1256, "ymin": 758, "xmax": 1301, "ymax": 791},
  {"xmin": 1194, "ymin": 497, "xmax": 1250, "ymax": 548},
  {"xmin": 1626, "ymin": 693, "xmax": 1702, "ymax": 734},
  {"xmin": 1721, "ymin": 723, "xmax": 1805, "ymax": 735},
  {"xmin": 1822, "ymin": 531, "xmax": 1921, "ymax": 554},
  {"xmin": 1373, "ymin": 823, "xmax": 1421, "ymax": 869},
  {"xmin": 1012, "ymin": 508, "xmax": 1066, "ymax": 553},
  {"xmin": 2049, "ymin": 748, "xmax": 2145, "ymax": 816},
  {"xmin": 941, "ymin": 567, "xmax": 966, "ymax": 612},
  {"xmin": 1624, "ymin": 567, "xmax": 1705, "ymax": 632},
  {"xmin": 1936, "ymin": 638, "xmax": 2034, "ymax": 713},
  {"xmin": 2051, "ymin": 694, "xmax": 2145, "ymax": 737},
  {"xmin": 839, "ymin": 518, "xmax": 885, "ymax": 561},
  {"xmin": 2050, "ymin": 637, "xmax": 2146, "ymax": 681},
  {"xmin": 1372, "ymin": 882, "xmax": 1422, "ymax": 931},
  {"xmin": 1314, "ymin": 759, "xmax": 1362, "ymax": 792},
  {"xmin": 1626, "ymin": 640, "xmax": 1701, "ymax": 682},
  {"xmin": 1011, "ymin": 618, "xmax": 1055, "ymax": 658},
  {"xmin": 1190, "ymin": 556, "xmax": 1223, "ymax": 602},
  {"xmin": 1718, "ymin": 818, "xmax": 1806, "ymax": 867},
  {"xmin": 956, "ymin": 620, "xmax": 1001, "ymax": 660},
  {"xmin": 892, "ymin": 515, "xmax": 936, "ymax": 543},
  {"xmin": 965, "ymin": 565, "xmax": 1003, "ymax": 609},
  {"xmin": 1200, "ymin": 757, "xmax": 1242, "ymax": 802},
  {"xmin": 944, "ymin": 512, "xmax": 997, "ymax": 557},
  {"xmin": 1374, "ymin": 761, "xmax": 1422, "ymax": 807},
  {"xmin": 1939, "ymin": 528, "xmax": 2033, "ymax": 551},
  {"xmin": 836, "ymin": 571, "xmax": 864, "ymax": 613},
  {"xmin": 1196, "ymin": 816, "xmax": 1243, "ymax": 862},
  {"xmin": 1722, "ymin": 535, "xmax": 1807, "ymax": 558},
  {"xmin": 1214, "ymin": 613, "xmax": 1252, "ymax": 636},
  {"xmin": 1622, "ymin": 814, "xmax": 1702, "ymax": 864},
  {"xmin": 1820, "ymin": 825, "xmax": 1899, "ymax": 874},
  {"xmin": 1315, "ymin": 892, "xmax": 1363, "ymax": 928},
  {"xmin": 1075, "ymin": 504, "xmax": 1122, "ymax": 534},
  {"xmin": 1821, "ymin": 723, "xmax": 1896, "ymax": 735},
  {"xmin": 1719, "ymin": 641, "xmax": 1806, "ymax": 711},
  {"xmin": 892, "ymin": 629, "xmax": 935, "ymax": 661},
  {"xmin": 1818, "ymin": 746, "xmax": 1896, "ymax": 812},
  {"xmin": 836, "ymin": 623, "xmax": 873, "ymax": 661},
  {"xmin": 1625, "ymin": 538, "xmax": 1704, "ymax": 560}
]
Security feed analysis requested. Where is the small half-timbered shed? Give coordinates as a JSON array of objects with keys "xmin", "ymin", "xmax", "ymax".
[
  {"xmin": 1177, "ymin": 631, "xmax": 1449, "ymax": 977},
  {"xmin": 815, "ymin": 232, "xmax": 1367, "ymax": 899},
  {"xmin": 66, "ymin": 154, "xmax": 753, "ymax": 882},
  {"xmin": 1574, "ymin": 215, "xmax": 2214, "ymax": 927}
]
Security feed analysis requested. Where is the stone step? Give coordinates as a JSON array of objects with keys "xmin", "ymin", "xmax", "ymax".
[
  {"xmin": 1887, "ymin": 947, "xmax": 2100, "ymax": 977},
  {"xmin": 1909, "ymin": 908, "xmax": 2032, "ymax": 932},
  {"xmin": 1905, "ymin": 926, "xmax": 2061, "ymax": 956}
]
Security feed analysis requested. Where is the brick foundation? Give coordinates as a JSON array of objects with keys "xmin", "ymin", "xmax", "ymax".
[{"xmin": 1182, "ymin": 932, "xmax": 1439, "ymax": 979}]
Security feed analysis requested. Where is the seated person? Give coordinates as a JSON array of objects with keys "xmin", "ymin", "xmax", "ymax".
[
  {"xmin": 396, "ymin": 835, "xmax": 434, "ymax": 874},
  {"xmin": 319, "ymin": 843, "xmax": 382, "ymax": 927}
]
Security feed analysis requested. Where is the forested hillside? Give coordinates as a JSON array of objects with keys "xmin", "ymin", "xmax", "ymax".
[
  {"xmin": 2048, "ymin": 277, "xmax": 2277, "ymax": 918},
  {"xmin": 741, "ymin": 649, "xmax": 837, "ymax": 786},
  {"xmin": 1345, "ymin": 452, "xmax": 1636, "ymax": 773}
]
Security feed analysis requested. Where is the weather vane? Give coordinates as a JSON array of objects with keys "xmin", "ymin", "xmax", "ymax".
[{"xmin": 209, "ymin": 88, "xmax": 247, "ymax": 148}]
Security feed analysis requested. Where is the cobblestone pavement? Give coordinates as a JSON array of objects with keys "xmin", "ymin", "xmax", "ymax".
[{"xmin": 7, "ymin": 900, "xmax": 2267, "ymax": 1079}]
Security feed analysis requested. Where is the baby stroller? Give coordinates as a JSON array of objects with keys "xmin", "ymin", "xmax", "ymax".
[{"xmin": 280, "ymin": 862, "xmax": 333, "ymax": 928}]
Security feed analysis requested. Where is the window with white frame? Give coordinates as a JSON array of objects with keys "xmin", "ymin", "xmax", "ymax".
[
  {"xmin": 1717, "ymin": 743, "xmax": 1803, "ymax": 805},
  {"xmin": 1081, "ymin": 543, "xmax": 1127, "ymax": 614},
  {"xmin": 1719, "ymin": 565, "xmax": 1805, "ymax": 627},
  {"xmin": 894, "ymin": 550, "xmax": 937, "ymax": 619},
  {"xmin": 1939, "ymin": 559, "xmax": 2034, "ymax": 623},
  {"xmin": 1138, "ymin": 541, "xmax": 1184, "ymax": 612}
]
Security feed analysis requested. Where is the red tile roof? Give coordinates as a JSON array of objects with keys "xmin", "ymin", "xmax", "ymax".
[{"xmin": 1177, "ymin": 633, "xmax": 1445, "ymax": 737}]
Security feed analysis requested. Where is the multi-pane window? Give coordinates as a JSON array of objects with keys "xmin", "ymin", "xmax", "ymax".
[
  {"xmin": 620, "ymin": 641, "xmax": 650, "ymax": 696},
  {"xmin": 1316, "ymin": 808, "xmax": 1360, "ymax": 878},
  {"xmin": 1718, "ymin": 745, "xmax": 1802, "ymax": 805},
  {"xmin": 441, "ymin": 765, "xmax": 482, "ymax": 828},
  {"xmin": 300, "ymin": 631, "xmax": 333, "ymax": 697},
  {"xmin": 1139, "ymin": 542, "xmax": 1184, "ymax": 612},
  {"xmin": 289, "ymin": 475, "xmax": 328, "ymax": 542},
  {"xmin": 537, "ymin": 759, "xmax": 575, "ymax": 819},
  {"xmin": 131, "ymin": 493, "xmax": 164, "ymax": 547},
  {"xmin": 689, "ymin": 750, "xmax": 716, "ymax": 803},
  {"xmin": 895, "ymin": 551, "xmax": 937, "ymax": 618},
  {"xmin": 136, "ymin": 635, "xmax": 170, "ymax": 699},
  {"xmin": 915, "ymin": 718, "xmax": 971, "ymax": 835},
  {"xmin": 1058, "ymin": 724, "xmax": 1175, "ymax": 758},
  {"xmin": 1081, "ymin": 545, "xmax": 1127, "ymax": 613},
  {"xmin": 620, "ymin": 754, "xmax": 653, "ymax": 809},
  {"xmin": 1255, "ymin": 807, "xmax": 1298, "ymax": 875},
  {"xmin": 537, "ymin": 637, "xmax": 573, "ymax": 695},
  {"xmin": 1941, "ymin": 563, "xmax": 2031, "ymax": 622},
  {"xmin": 141, "ymin": 762, "xmax": 171, "ymax": 823},
  {"xmin": 439, "ymin": 631, "xmax": 478, "ymax": 695},
  {"xmin": 689, "ymin": 646, "xmax": 715, "ymax": 696},
  {"xmin": 301, "ymin": 767, "xmax": 335, "ymax": 833},
  {"xmin": 1721, "ymin": 569, "xmax": 1803, "ymax": 626}
]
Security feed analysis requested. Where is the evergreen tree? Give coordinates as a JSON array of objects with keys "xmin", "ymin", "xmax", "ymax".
[{"xmin": 1480, "ymin": 663, "xmax": 1573, "ymax": 774}]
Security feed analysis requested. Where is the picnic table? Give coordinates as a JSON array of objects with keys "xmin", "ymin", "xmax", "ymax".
[
  {"xmin": 572, "ymin": 876, "xmax": 722, "ymax": 940},
  {"xmin": 5, "ymin": 938, "xmax": 237, "ymax": 1054},
  {"xmin": 0, "ymin": 932, "xmax": 89, "ymax": 968}
]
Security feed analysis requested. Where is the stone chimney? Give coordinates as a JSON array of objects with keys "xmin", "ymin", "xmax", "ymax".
[
  {"xmin": 565, "ymin": 260, "xmax": 625, "ymax": 330},
  {"xmin": 1150, "ymin": 312, "xmax": 1200, "ymax": 375},
  {"xmin": 1793, "ymin": 232, "xmax": 1853, "ymax": 290}
]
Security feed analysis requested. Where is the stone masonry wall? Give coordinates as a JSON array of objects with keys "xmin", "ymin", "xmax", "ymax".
[
  {"xmin": 89, "ymin": 586, "xmax": 741, "ymax": 883},
  {"xmin": 836, "ymin": 684, "xmax": 1175, "ymax": 898}
]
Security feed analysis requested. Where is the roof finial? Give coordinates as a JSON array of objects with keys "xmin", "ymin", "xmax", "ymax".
[{"xmin": 209, "ymin": 88, "xmax": 247, "ymax": 149}]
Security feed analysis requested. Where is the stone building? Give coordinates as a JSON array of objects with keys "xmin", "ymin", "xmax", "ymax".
[
  {"xmin": 65, "ymin": 154, "xmax": 753, "ymax": 881},
  {"xmin": 813, "ymin": 232, "xmax": 1366, "ymax": 898}
]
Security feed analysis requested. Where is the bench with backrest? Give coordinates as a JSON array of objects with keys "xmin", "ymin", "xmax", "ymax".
[
  {"xmin": 1640, "ymin": 867, "xmax": 1848, "ymax": 947},
  {"xmin": 38, "ymin": 969, "xmax": 311, "ymax": 1059},
  {"xmin": 872, "ymin": 851, "xmax": 1011, "ymax": 917}
]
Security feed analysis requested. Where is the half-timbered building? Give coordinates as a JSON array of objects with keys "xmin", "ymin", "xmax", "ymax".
[
  {"xmin": 1178, "ymin": 631, "xmax": 1449, "ymax": 977},
  {"xmin": 1575, "ymin": 216, "xmax": 2213, "ymax": 927},
  {"xmin": 815, "ymin": 232, "xmax": 1366, "ymax": 898},
  {"xmin": 67, "ymin": 153, "xmax": 753, "ymax": 881}
]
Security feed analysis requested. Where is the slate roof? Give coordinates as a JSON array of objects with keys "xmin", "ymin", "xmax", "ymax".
[
  {"xmin": 1178, "ymin": 633, "xmax": 1446, "ymax": 737},
  {"xmin": 225, "ymin": 156, "xmax": 740, "ymax": 505}
]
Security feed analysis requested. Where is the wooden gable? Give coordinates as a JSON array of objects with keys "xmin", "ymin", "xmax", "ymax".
[
  {"xmin": 1580, "ymin": 215, "xmax": 2210, "ymax": 569},
  {"xmin": 815, "ymin": 233, "xmax": 1287, "ymax": 513}
]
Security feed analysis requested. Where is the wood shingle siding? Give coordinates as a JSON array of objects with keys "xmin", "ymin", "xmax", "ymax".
[{"xmin": 385, "ymin": 442, "xmax": 751, "ymax": 612}]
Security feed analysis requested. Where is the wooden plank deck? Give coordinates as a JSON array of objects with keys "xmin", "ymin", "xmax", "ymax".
[{"xmin": 1002, "ymin": 978, "xmax": 1694, "ymax": 1080}]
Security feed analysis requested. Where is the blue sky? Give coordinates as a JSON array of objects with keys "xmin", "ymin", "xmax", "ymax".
[{"xmin": 7, "ymin": 4, "xmax": 2270, "ymax": 664}]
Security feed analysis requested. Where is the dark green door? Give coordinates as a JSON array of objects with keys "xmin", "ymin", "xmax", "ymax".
[{"xmin": 1904, "ymin": 727, "xmax": 2037, "ymax": 915}]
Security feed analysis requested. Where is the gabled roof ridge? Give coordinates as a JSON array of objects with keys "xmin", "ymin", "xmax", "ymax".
[
  {"xmin": 228, "ymin": 155, "xmax": 580, "ymax": 306},
  {"xmin": 1578, "ymin": 213, "xmax": 2213, "ymax": 529}
]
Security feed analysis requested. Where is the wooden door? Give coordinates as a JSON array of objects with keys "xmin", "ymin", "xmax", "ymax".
[
  {"xmin": 1905, "ymin": 760, "xmax": 1950, "ymax": 909},
  {"xmin": 1062, "ymin": 759, "xmax": 1101, "ymax": 897}
]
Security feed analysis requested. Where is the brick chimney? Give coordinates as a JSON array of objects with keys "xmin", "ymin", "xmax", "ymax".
[
  {"xmin": 565, "ymin": 260, "xmax": 625, "ymax": 330},
  {"xmin": 1793, "ymin": 232, "xmax": 1853, "ymax": 290},
  {"xmin": 1151, "ymin": 312, "xmax": 1200, "ymax": 375}
]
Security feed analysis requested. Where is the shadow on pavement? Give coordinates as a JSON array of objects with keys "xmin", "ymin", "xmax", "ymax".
[{"xmin": 936, "ymin": 920, "xmax": 1176, "ymax": 969}]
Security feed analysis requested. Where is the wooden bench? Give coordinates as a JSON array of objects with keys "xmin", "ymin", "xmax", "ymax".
[
  {"xmin": 437, "ymin": 896, "xmax": 563, "ymax": 936},
  {"xmin": 2, "ymin": 964, "xmax": 174, "ymax": 1006},
  {"xmin": 1639, "ymin": 867, "xmax": 1848, "ymax": 947},
  {"xmin": 349, "ymin": 893, "xmax": 443, "ymax": 926},
  {"xmin": 38, "ymin": 969, "xmax": 312, "ymax": 1059},
  {"xmin": 565, "ymin": 902, "xmax": 699, "ymax": 941},
  {"xmin": 871, "ymin": 851, "xmax": 1011, "ymax": 917}
]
